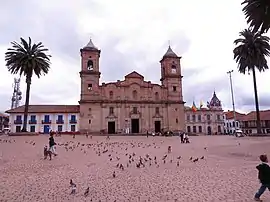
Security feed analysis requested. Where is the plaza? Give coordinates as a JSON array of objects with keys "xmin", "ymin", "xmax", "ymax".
[{"xmin": 0, "ymin": 135, "xmax": 270, "ymax": 201}]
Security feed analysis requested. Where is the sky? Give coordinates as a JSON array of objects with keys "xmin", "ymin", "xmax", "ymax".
[{"xmin": 0, "ymin": 0, "xmax": 270, "ymax": 114}]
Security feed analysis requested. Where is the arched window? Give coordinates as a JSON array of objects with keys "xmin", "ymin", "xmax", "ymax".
[
  {"xmin": 87, "ymin": 60, "xmax": 93, "ymax": 70},
  {"xmin": 109, "ymin": 91, "xmax": 113, "ymax": 99},
  {"xmin": 171, "ymin": 65, "xmax": 177, "ymax": 73},
  {"xmin": 132, "ymin": 90, "xmax": 138, "ymax": 100},
  {"xmin": 155, "ymin": 92, "xmax": 159, "ymax": 100}
]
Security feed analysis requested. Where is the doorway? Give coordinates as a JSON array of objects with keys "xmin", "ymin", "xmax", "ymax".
[
  {"xmin": 131, "ymin": 119, "xmax": 139, "ymax": 133},
  {"xmin": 154, "ymin": 121, "xmax": 161, "ymax": 133},
  {"xmin": 16, "ymin": 126, "xmax": 21, "ymax": 132},
  {"xmin": 207, "ymin": 126, "xmax": 212, "ymax": 135},
  {"xmin": 44, "ymin": 125, "xmax": 50, "ymax": 134},
  {"xmin": 108, "ymin": 121, "xmax": 116, "ymax": 134}
]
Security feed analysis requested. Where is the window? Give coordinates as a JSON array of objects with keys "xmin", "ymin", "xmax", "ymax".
[
  {"xmin": 71, "ymin": 115, "xmax": 76, "ymax": 121},
  {"xmin": 57, "ymin": 115, "xmax": 63, "ymax": 121},
  {"xmin": 193, "ymin": 126, "xmax": 196, "ymax": 133},
  {"xmin": 192, "ymin": 115, "xmax": 196, "ymax": 122},
  {"xmin": 232, "ymin": 121, "xmax": 235, "ymax": 127},
  {"xmin": 30, "ymin": 125, "xmax": 35, "ymax": 132},
  {"xmin": 88, "ymin": 84, "xmax": 93, "ymax": 90},
  {"xmin": 109, "ymin": 91, "xmax": 113, "ymax": 99},
  {"xmin": 87, "ymin": 60, "xmax": 93, "ymax": 70},
  {"xmin": 89, "ymin": 120, "xmax": 91, "ymax": 124},
  {"xmin": 44, "ymin": 115, "xmax": 50, "ymax": 121},
  {"xmin": 133, "ymin": 107, "xmax": 138, "ymax": 114},
  {"xmin": 71, "ymin": 125, "xmax": 76, "ymax": 132},
  {"xmin": 198, "ymin": 126, "xmax": 202, "ymax": 133},
  {"xmin": 132, "ymin": 90, "xmax": 138, "ymax": 100},
  {"xmin": 155, "ymin": 107, "xmax": 159, "ymax": 114},
  {"xmin": 198, "ymin": 115, "xmax": 201, "ymax": 121},
  {"xmin": 171, "ymin": 65, "xmax": 177, "ymax": 73},
  {"xmin": 109, "ymin": 107, "xmax": 114, "ymax": 115},
  {"xmin": 173, "ymin": 86, "xmax": 177, "ymax": 92},
  {"xmin": 236, "ymin": 122, "xmax": 239, "ymax": 127},
  {"xmin": 57, "ymin": 125, "xmax": 63, "ymax": 132},
  {"xmin": 187, "ymin": 115, "xmax": 190, "ymax": 121},
  {"xmin": 155, "ymin": 92, "xmax": 159, "ymax": 100},
  {"xmin": 176, "ymin": 118, "xmax": 178, "ymax": 123},
  {"xmin": 89, "ymin": 108, "xmax": 92, "ymax": 112},
  {"xmin": 187, "ymin": 126, "xmax": 191, "ymax": 133},
  {"xmin": 217, "ymin": 115, "xmax": 220, "ymax": 120},
  {"xmin": 207, "ymin": 114, "xmax": 210, "ymax": 121},
  {"xmin": 30, "ymin": 115, "xmax": 36, "ymax": 121},
  {"xmin": 16, "ymin": 115, "xmax": 22, "ymax": 120}
]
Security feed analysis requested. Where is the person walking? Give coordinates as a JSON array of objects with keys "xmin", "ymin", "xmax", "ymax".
[
  {"xmin": 254, "ymin": 154, "xmax": 270, "ymax": 201},
  {"xmin": 49, "ymin": 132, "xmax": 57, "ymax": 156}
]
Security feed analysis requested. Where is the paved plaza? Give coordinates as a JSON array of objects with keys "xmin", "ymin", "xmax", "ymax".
[{"xmin": 0, "ymin": 135, "xmax": 270, "ymax": 202}]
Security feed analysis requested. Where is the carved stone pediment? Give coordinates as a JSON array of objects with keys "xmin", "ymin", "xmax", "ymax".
[
  {"xmin": 153, "ymin": 113, "xmax": 163, "ymax": 118},
  {"xmin": 106, "ymin": 114, "xmax": 117, "ymax": 119}
]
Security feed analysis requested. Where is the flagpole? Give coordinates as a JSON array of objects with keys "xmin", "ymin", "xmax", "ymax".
[{"xmin": 227, "ymin": 70, "xmax": 237, "ymax": 133}]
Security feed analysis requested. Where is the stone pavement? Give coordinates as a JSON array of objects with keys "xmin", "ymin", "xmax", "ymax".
[{"xmin": 0, "ymin": 135, "xmax": 270, "ymax": 202}]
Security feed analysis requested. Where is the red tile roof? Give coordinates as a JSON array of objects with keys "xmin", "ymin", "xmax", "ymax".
[
  {"xmin": 240, "ymin": 110, "xmax": 270, "ymax": 121},
  {"xmin": 224, "ymin": 111, "xmax": 245, "ymax": 120},
  {"xmin": 5, "ymin": 105, "xmax": 80, "ymax": 114},
  {"xmin": 0, "ymin": 112, "xmax": 8, "ymax": 117}
]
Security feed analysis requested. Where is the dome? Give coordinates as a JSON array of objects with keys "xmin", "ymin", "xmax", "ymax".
[
  {"xmin": 81, "ymin": 38, "xmax": 99, "ymax": 51},
  {"xmin": 208, "ymin": 91, "xmax": 222, "ymax": 109}
]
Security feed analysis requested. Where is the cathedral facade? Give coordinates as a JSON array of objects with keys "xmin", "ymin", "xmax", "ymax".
[{"xmin": 79, "ymin": 39, "xmax": 185, "ymax": 134}]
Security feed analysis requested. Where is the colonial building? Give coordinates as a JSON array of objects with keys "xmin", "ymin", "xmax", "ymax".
[
  {"xmin": 79, "ymin": 39, "xmax": 185, "ymax": 134},
  {"xmin": 223, "ymin": 110, "xmax": 245, "ymax": 134},
  {"xmin": 6, "ymin": 39, "xmax": 186, "ymax": 134},
  {"xmin": 6, "ymin": 105, "xmax": 79, "ymax": 133},
  {"xmin": 185, "ymin": 92, "xmax": 224, "ymax": 135},
  {"xmin": 239, "ymin": 110, "xmax": 270, "ymax": 134}
]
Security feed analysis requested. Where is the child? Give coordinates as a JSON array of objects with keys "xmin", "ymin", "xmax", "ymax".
[
  {"xmin": 70, "ymin": 180, "xmax": 77, "ymax": 194},
  {"xmin": 254, "ymin": 154, "xmax": 270, "ymax": 201},
  {"xmin": 168, "ymin": 146, "xmax": 172, "ymax": 153}
]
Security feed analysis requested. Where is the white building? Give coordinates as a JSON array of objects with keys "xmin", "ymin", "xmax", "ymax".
[
  {"xmin": 6, "ymin": 105, "xmax": 79, "ymax": 134},
  {"xmin": 223, "ymin": 111, "xmax": 245, "ymax": 134}
]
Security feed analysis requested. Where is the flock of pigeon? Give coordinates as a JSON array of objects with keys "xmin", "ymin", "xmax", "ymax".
[{"xmin": 1, "ymin": 136, "xmax": 208, "ymax": 201}]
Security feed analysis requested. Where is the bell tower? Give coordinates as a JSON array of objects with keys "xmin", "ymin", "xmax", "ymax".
[
  {"xmin": 160, "ymin": 46, "xmax": 183, "ymax": 102},
  {"xmin": 79, "ymin": 38, "xmax": 101, "ymax": 101}
]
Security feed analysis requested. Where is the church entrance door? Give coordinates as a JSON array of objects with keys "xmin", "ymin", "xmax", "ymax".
[
  {"xmin": 131, "ymin": 119, "xmax": 139, "ymax": 133},
  {"xmin": 154, "ymin": 121, "xmax": 161, "ymax": 133},
  {"xmin": 108, "ymin": 121, "xmax": 116, "ymax": 134},
  {"xmin": 207, "ymin": 126, "xmax": 212, "ymax": 135}
]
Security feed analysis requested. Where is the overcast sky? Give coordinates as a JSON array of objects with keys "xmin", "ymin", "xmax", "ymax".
[{"xmin": 0, "ymin": 0, "xmax": 269, "ymax": 114}]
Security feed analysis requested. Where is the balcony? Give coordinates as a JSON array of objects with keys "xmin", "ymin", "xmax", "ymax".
[
  {"xmin": 28, "ymin": 120, "xmax": 37, "ymax": 124},
  {"xmin": 56, "ymin": 120, "xmax": 64, "ymax": 124},
  {"xmin": 42, "ymin": 120, "xmax": 51, "ymax": 124},
  {"xmin": 69, "ymin": 120, "xmax": 77, "ymax": 124},
  {"xmin": 14, "ymin": 120, "xmax": 22, "ymax": 124}
]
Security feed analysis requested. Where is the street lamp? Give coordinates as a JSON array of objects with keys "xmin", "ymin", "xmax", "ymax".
[{"xmin": 227, "ymin": 70, "xmax": 237, "ymax": 134}]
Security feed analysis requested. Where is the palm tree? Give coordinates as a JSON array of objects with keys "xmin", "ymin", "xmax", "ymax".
[
  {"xmin": 5, "ymin": 37, "xmax": 51, "ymax": 132},
  {"xmin": 233, "ymin": 29, "xmax": 270, "ymax": 134},
  {"xmin": 242, "ymin": 0, "xmax": 270, "ymax": 33}
]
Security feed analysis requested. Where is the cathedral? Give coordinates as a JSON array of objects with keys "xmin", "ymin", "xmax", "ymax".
[
  {"xmin": 79, "ymin": 39, "xmax": 185, "ymax": 134},
  {"xmin": 6, "ymin": 39, "xmax": 224, "ymax": 135}
]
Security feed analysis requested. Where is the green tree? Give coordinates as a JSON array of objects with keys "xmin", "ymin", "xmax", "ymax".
[
  {"xmin": 5, "ymin": 37, "xmax": 51, "ymax": 132},
  {"xmin": 242, "ymin": 0, "xmax": 270, "ymax": 33},
  {"xmin": 233, "ymin": 29, "xmax": 270, "ymax": 134}
]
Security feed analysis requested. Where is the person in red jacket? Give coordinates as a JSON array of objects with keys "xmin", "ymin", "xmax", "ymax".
[{"xmin": 254, "ymin": 154, "xmax": 270, "ymax": 201}]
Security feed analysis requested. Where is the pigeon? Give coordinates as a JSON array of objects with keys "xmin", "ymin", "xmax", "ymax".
[
  {"xmin": 189, "ymin": 157, "xmax": 193, "ymax": 161},
  {"xmin": 177, "ymin": 162, "xmax": 180, "ymax": 166},
  {"xmin": 84, "ymin": 187, "xmax": 89, "ymax": 197},
  {"xmin": 200, "ymin": 156, "xmax": 204, "ymax": 160},
  {"xmin": 113, "ymin": 171, "xmax": 116, "ymax": 178},
  {"xmin": 177, "ymin": 156, "xmax": 181, "ymax": 160},
  {"xmin": 193, "ymin": 158, "xmax": 199, "ymax": 162}
]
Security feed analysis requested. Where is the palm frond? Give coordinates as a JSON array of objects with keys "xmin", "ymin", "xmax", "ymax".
[{"xmin": 233, "ymin": 29, "xmax": 270, "ymax": 74}]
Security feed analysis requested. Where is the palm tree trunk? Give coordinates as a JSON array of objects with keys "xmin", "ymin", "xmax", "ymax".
[
  {"xmin": 251, "ymin": 67, "xmax": 262, "ymax": 134},
  {"xmin": 21, "ymin": 76, "xmax": 31, "ymax": 132}
]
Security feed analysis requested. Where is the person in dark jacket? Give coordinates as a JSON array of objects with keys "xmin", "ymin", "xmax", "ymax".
[
  {"xmin": 254, "ymin": 154, "xmax": 270, "ymax": 201},
  {"xmin": 49, "ymin": 132, "xmax": 57, "ymax": 156}
]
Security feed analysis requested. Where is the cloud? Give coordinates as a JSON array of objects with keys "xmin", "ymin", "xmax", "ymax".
[{"xmin": 0, "ymin": 0, "xmax": 270, "ymax": 114}]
